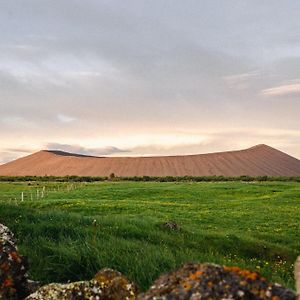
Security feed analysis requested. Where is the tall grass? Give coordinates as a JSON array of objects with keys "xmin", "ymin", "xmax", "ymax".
[{"xmin": 0, "ymin": 181, "xmax": 299, "ymax": 290}]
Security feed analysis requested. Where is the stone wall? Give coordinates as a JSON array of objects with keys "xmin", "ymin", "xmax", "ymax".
[{"xmin": 0, "ymin": 223, "xmax": 297, "ymax": 300}]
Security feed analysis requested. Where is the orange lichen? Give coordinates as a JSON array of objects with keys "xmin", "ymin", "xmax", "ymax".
[
  {"xmin": 188, "ymin": 271, "xmax": 203, "ymax": 280},
  {"xmin": 0, "ymin": 225, "xmax": 28, "ymax": 299},
  {"xmin": 182, "ymin": 282, "xmax": 192, "ymax": 290},
  {"xmin": 10, "ymin": 251, "xmax": 19, "ymax": 261},
  {"xmin": 224, "ymin": 266, "xmax": 258, "ymax": 281},
  {"xmin": 3, "ymin": 278, "xmax": 13, "ymax": 288}
]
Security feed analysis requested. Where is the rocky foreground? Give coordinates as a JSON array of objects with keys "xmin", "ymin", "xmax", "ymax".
[{"xmin": 1, "ymin": 223, "xmax": 298, "ymax": 300}]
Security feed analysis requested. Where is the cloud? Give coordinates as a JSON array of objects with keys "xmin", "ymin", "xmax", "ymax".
[
  {"xmin": 105, "ymin": 128, "xmax": 300, "ymax": 159},
  {"xmin": 0, "ymin": 1, "xmax": 299, "ymax": 160},
  {"xmin": 46, "ymin": 143, "xmax": 130, "ymax": 156},
  {"xmin": 261, "ymin": 83, "xmax": 300, "ymax": 97},
  {"xmin": 57, "ymin": 114, "xmax": 76, "ymax": 123},
  {"xmin": 0, "ymin": 147, "xmax": 37, "ymax": 164},
  {"xmin": 1, "ymin": 127, "xmax": 300, "ymax": 164},
  {"xmin": 0, "ymin": 115, "xmax": 39, "ymax": 131},
  {"xmin": 0, "ymin": 155, "xmax": 16, "ymax": 164},
  {"xmin": 223, "ymin": 71, "xmax": 260, "ymax": 84},
  {"xmin": 5, "ymin": 148, "xmax": 34, "ymax": 154},
  {"xmin": 223, "ymin": 71, "xmax": 260, "ymax": 91},
  {"xmin": 1, "ymin": 116, "xmax": 25, "ymax": 125},
  {"xmin": 0, "ymin": 151, "xmax": 26, "ymax": 164}
]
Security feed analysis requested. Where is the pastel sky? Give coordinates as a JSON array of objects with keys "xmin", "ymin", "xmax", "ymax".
[{"xmin": 1, "ymin": 0, "xmax": 300, "ymax": 163}]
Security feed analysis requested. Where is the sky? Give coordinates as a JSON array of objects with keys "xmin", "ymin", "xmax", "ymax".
[{"xmin": 0, "ymin": 0, "xmax": 300, "ymax": 163}]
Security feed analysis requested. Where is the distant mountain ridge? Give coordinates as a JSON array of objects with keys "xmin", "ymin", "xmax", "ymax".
[{"xmin": 0, "ymin": 144, "xmax": 300, "ymax": 177}]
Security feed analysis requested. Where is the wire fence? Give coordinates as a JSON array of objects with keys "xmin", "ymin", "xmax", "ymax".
[{"xmin": 0, "ymin": 182, "xmax": 84, "ymax": 204}]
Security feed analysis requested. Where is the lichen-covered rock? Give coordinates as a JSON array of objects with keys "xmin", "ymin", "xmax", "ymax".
[
  {"xmin": 163, "ymin": 221, "xmax": 180, "ymax": 231},
  {"xmin": 93, "ymin": 268, "xmax": 137, "ymax": 299},
  {"xmin": 25, "ymin": 281, "xmax": 106, "ymax": 300},
  {"xmin": 26, "ymin": 268, "xmax": 137, "ymax": 300},
  {"xmin": 0, "ymin": 224, "xmax": 17, "ymax": 246},
  {"xmin": 0, "ymin": 223, "xmax": 28, "ymax": 300},
  {"xmin": 138, "ymin": 263, "xmax": 296, "ymax": 300}
]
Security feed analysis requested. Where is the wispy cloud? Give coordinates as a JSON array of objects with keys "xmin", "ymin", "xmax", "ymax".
[
  {"xmin": 261, "ymin": 83, "xmax": 300, "ymax": 97},
  {"xmin": 57, "ymin": 114, "xmax": 76, "ymax": 123},
  {"xmin": 223, "ymin": 71, "xmax": 260, "ymax": 84},
  {"xmin": 46, "ymin": 143, "xmax": 129, "ymax": 156},
  {"xmin": 1, "ymin": 126, "xmax": 300, "ymax": 164},
  {"xmin": 0, "ymin": 152, "xmax": 19, "ymax": 164},
  {"xmin": 1, "ymin": 116, "xmax": 25, "ymax": 125},
  {"xmin": 223, "ymin": 71, "xmax": 260, "ymax": 90},
  {"xmin": 0, "ymin": 116, "xmax": 36, "ymax": 129},
  {"xmin": 5, "ymin": 148, "xmax": 33, "ymax": 154},
  {"xmin": 0, "ymin": 147, "xmax": 37, "ymax": 164}
]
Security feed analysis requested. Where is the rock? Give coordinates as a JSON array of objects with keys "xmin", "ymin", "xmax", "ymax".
[
  {"xmin": 0, "ymin": 223, "xmax": 28, "ymax": 300},
  {"xmin": 138, "ymin": 263, "xmax": 296, "ymax": 300},
  {"xmin": 25, "ymin": 280, "xmax": 42, "ymax": 296},
  {"xmin": 0, "ymin": 224, "xmax": 17, "ymax": 246},
  {"xmin": 26, "ymin": 268, "xmax": 137, "ymax": 300},
  {"xmin": 163, "ymin": 220, "xmax": 180, "ymax": 231},
  {"xmin": 93, "ymin": 268, "xmax": 138, "ymax": 299},
  {"xmin": 25, "ymin": 281, "xmax": 106, "ymax": 300},
  {"xmin": 295, "ymin": 256, "xmax": 300, "ymax": 299}
]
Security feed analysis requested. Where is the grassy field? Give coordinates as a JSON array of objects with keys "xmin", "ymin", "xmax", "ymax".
[{"xmin": 0, "ymin": 181, "xmax": 299, "ymax": 291}]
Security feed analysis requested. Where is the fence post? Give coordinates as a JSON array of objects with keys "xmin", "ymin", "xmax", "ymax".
[{"xmin": 41, "ymin": 186, "xmax": 45, "ymax": 198}]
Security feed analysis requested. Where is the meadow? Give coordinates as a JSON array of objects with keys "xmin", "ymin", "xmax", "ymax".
[{"xmin": 0, "ymin": 180, "xmax": 299, "ymax": 291}]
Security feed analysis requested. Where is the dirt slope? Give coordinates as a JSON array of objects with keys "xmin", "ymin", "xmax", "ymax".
[{"xmin": 0, "ymin": 144, "xmax": 299, "ymax": 177}]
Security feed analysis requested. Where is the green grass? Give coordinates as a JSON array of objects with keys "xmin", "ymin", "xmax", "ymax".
[{"xmin": 0, "ymin": 181, "xmax": 299, "ymax": 291}]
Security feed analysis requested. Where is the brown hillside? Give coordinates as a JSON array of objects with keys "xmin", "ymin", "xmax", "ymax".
[{"xmin": 0, "ymin": 144, "xmax": 299, "ymax": 177}]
